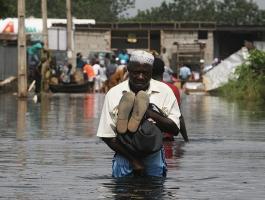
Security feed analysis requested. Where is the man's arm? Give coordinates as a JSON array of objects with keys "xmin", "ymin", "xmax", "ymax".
[
  {"xmin": 101, "ymin": 137, "xmax": 144, "ymax": 174},
  {"xmin": 146, "ymin": 107, "xmax": 189, "ymax": 142},
  {"xmin": 146, "ymin": 108, "xmax": 179, "ymax": 136}
]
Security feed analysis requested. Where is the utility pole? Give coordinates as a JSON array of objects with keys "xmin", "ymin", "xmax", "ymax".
[
  {"xmin": 17, "ymin": 0, "xmax": 27, "ymax": 98},
  {"xmin": 66, "ymin": 0, "xmax": 73, "ymax": 66},
  {"xmin": 41, "ymin": 0, "xmax": 50, "ymax": 92},
  {"xmin": 41, "ymin": 0, "xmax": 48, "ymax": 48}
]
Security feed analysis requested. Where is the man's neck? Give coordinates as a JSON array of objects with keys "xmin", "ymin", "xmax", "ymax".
[{"xmin": 129, "ymin": 81, "xmax": 149, "ymax": 93}]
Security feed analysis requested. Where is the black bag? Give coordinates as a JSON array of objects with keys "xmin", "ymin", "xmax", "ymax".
[
  {"xmin": 117, "ymin": 120, "xmax": 163, "ymax": 157},
  {"xmin": 117, "ymin": 103, "xmax": 165, "ymax": 157}
]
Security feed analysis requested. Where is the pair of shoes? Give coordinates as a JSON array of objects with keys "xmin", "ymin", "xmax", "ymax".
[{"xmin": 116, "ymin": 91, "xmax": 149, "ymax": 134}]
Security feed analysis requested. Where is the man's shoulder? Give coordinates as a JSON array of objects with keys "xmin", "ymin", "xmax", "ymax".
[
  {"xmin": 163, "ymin": 82, "xmax": 180, "ymax": 103},
  {"xmin": 151, "ymin": 79, "xmax": 174, "ymax": 93},
  {"xmin": 107, "ymin": 80, "xmax": 128, "ymax": 95},
  {"xmin": 152, "ymin": 79, "xmax": 169, "ymax": 87}
]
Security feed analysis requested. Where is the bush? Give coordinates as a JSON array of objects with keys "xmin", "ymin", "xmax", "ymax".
[{"xmin": 218, "ymin": 49, "xmax": 265, "ymax": 103}]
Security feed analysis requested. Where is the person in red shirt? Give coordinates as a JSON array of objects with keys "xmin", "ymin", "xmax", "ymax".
[{"xmin": 152, "ymin": 57, "xmax": 188, "ymax": 142}]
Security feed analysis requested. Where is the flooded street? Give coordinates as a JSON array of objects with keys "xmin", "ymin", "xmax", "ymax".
[{"xmin": 0, "ymin": 92, "xmax": 265, "ymax": 199}]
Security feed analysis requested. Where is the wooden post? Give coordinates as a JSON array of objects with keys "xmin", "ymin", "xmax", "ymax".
[
  {"xmin": 17, "ymin": 0, "xmax": 27, "ymax": 98},
  {"xmin": 41, "ymin": 0, "xmax": 50, "ymax": 92},
  {"xmin": 42, "ymin": 0, "xmax": 48, "ymax": 49},
  {"xmin": 148, "ymin": 30, "xmax": 150, "ymax": 51},
  {"xmin": 66, "ymin": 0, "xmax": 73, "ymax": 66},
  {"xmin": 199, "ymin": 43, "xmax": 206, "ymax": 81}
]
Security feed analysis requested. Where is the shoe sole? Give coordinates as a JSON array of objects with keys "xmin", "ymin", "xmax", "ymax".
[
  {"xmin": 116, "ymin": 92, "xmax": 135, "ymax": 134},
  {"xmin": 128, "ymin": 91, "xmax": 149, "ymax": 133}
]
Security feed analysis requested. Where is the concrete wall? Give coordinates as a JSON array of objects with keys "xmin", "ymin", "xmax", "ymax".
[
  {"xmin": 74, "ymin": 30, "xmax": 111, "ymax": 58},
  {"xmin": 161, "ymin": 30, "xmax": 198, "ymax": 48},
  {"xmin": 74, "ymin": 29, "xmax": 214, "ymax": 65},
  {"xmin": 161, "ymin": 30, "xmax": 214, "ymax": 65}
]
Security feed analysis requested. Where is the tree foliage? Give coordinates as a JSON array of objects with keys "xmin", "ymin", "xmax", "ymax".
[
  {"xmin": 131, "ymin": 0, "xmax": 265, "ymax": 25},
  {"xmin": 0, "ymin": 0, "xmax": 135, "ymax": 22},
  {"xmin": 0, "ymin": 0, "xmax": 17, "ymax": 17},
  {"xmin": 1, "ymin": 0, "xmax": 265, "ymax": 25}
]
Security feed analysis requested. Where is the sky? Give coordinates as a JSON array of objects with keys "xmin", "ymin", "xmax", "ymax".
[{"xmin": 126, "ymin": 0, "xmax": 265, "ymax": 17}]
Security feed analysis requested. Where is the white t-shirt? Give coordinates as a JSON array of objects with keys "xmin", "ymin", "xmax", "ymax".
[
  {"xmin": 161, "ymin": 52, "xmax": 170, "ymax": 67},
  {"xmin": 99, "ymin": 67, "xmax": 107, "ymax": 82},
  {"xmin": 96, "ymin": 79, "xmax": 181, "ymax": 138},
  {"xmin": 92, "ymin": 64, "xmax": 101, "ymax": 78}
]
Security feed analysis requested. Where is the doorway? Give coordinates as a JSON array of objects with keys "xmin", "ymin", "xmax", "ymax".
[{"xmin": 150, "ymin": 31, "xmax": 161, "ymax": 54}]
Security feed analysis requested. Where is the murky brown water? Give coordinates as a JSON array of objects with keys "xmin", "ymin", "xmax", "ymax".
[{"xmin": 1, "ymin": 92, "xmax": 265, "ymax": 199}]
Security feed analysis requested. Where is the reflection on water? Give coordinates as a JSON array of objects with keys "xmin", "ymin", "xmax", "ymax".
[
  {"xmin": 16, "ymin": 99, "xmax": 27, "ymax": 140},
  {"xmin": 0, "ymin": 93, "xmax": 265, "ymax": 199},
  {"xmin": 100, "ymin": 177, "xmax": 166, "ymax": 199}
]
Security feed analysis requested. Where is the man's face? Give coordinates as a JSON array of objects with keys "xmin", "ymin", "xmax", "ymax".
[{"xmin": 128, "ymin": 62, "xmax": 152, "ymax": 92}]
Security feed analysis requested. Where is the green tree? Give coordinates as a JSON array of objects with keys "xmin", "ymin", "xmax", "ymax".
[
  {"xmin": 131, "ymin": 0, "xmax": 218, "ymax": 22},
  {"xmin": 24, "ymin": 0, "xmax": 135, "ymax": 21},
  {"xmin": 0, "ymin": 0, "xmax": 135, "ymax": 21},
  {"xmin": 216, "ymin": 0, "xmax": 262, "ymax": 25},
  {"xmin": 72, "ymin": 0, "xmax": 135, "ymax": 21},
  {"xmin": 0, "ymin": 0, "xmax": 17, "ymax": 17},
  {"xmin": 132, "ymin": 0, "xmax": 265, "ymax": 25}
]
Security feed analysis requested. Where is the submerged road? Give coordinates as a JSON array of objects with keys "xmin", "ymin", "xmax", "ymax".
[{"xmin": 0, "ymin": 92, "xmax": 265, "ymax": 199}]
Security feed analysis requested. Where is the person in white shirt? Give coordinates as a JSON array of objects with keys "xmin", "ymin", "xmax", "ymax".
[
  {"xmin": 161, "ymin": 47, "xmax": 171, "ymax": 68},
  {"xmin": 97, "ymin": 50, "xmax": 181, "ymax": 177},
  {"xmin": 91, "ymin": 58, "xmax": 101, "ymax": 92}
]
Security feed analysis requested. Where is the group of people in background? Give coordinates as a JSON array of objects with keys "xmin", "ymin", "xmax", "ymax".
[
  {"xmin": 74, "ymin": 50, "xmax": 129, "ymax": 93},
  {"xmin": 71, "ymin": 47, "xmax": 194, "ymax": 94},
  {"xmin": 27, "ymin": 43, "xmax": 195, "ymax": 95}
]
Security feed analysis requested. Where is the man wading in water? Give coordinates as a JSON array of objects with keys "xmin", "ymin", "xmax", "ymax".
[{"xmin": 97, "ymin": 50, "xmax": 181, "ymax": 177}]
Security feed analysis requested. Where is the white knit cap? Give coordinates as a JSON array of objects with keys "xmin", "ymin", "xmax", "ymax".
[{"xmin": 129, "ymin": 50, "xmax": 154, "ymax": 66}]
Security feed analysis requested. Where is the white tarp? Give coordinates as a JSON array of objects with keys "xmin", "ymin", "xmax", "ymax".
[
  {"xmin": 254, "ymin": 41, "xmax": 265, "ymax": 51},
  {"xmin": 185, "ymin": 82, "xmax": 205, "ymax": 90},
  {"xmin": 0, "ymin": 17, "xmax": 95, "ymax": 46},
  {"xmin": 203, "ymin": 47, "xmax": 249, "ymax": 91}
]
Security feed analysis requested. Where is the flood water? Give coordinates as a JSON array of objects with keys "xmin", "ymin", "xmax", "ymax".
[{"xmin": 0, "ymin": 92, "xmax": 265, "ymax": 199}]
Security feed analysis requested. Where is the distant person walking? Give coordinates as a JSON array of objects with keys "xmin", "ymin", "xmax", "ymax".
[
  {"xmin": 83, "ymin": 61, "xmax": 95, "ymax": 93},
  {"xmin": 98, "ymin": 64, "xmax": 108, "ymax": 93},
  {"xmin": 76, "ymin": 52, "xmax": 85, "ymax": 69},
  {"xmin": 161, "ymin": 47, "xmax": 171, "ymax": 69},
  {"xmin": 118, "ymin": 49, "xmax": 129, "ymax": 64},
  {"xmin": 27, "ymin": 42, "xmax": 43, "ymax": 93},
  {"xmin": 179, "ymin": 65, "xmax": 191, "ymax": 88},
  {"xmin": 91, "ymin": 58, "xmax": 101, "ymax": 93}
]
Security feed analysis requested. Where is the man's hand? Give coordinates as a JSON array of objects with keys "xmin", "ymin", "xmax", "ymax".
[
  {"xmin": 102, "ymin": 137, "xmax": 145, "ymax": 175},
  {"xmin": 132, "ymin": 159, "xmax": 145, "ymax": 176}
]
